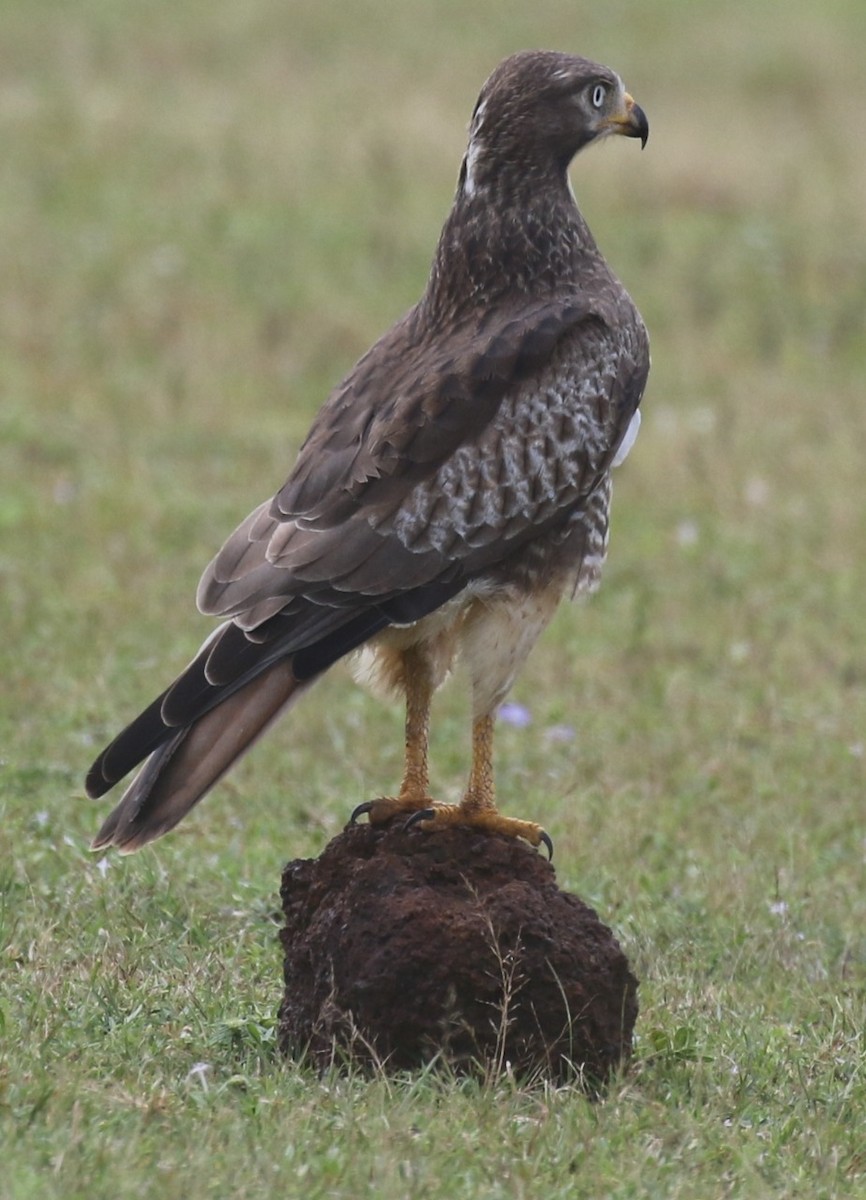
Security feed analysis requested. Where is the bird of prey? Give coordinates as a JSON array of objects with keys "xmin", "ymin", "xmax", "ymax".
[{"xmin": 86, "ymin": 50, "xmax": 649, "ymax": 857}]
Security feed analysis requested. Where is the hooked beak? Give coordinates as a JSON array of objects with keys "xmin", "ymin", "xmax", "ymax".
[{"xmin": 606, "ymin": 92, "xmax": 649, "ymax": 149}]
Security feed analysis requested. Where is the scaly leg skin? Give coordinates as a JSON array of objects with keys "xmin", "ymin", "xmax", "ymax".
[
  {"xmin": 405, "ymin": 714, "xmax": 553, "ymax": 859},
  {"xmin": 349, "ymin": 645, "xmax": 436, "ymax": 827}
]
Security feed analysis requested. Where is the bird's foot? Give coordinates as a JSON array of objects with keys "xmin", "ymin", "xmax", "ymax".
[
  {"xmin": 404, "ymin": 803, "xmax": 553, "ymax": 859},
  {"xmin": 348, "ymin": 793, "xmax": 434, "ymax": 828}
]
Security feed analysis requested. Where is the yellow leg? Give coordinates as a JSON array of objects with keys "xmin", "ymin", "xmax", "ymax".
[
  {"xmin": 350, "ymin": 646, "xmax": 434, "ymax": 826},
  {"xmin": 462, "ymin": 713, "xmax": 497, "ymax": 815},
  {"xmin": 396, "ymin": 644, "xmax": 433, "ymax": 805},
  {"xmin": 349, "ymin": 644, "xmax": 552, "ymax": 857},
  {"xmin": 406, "ymin": 713, "xmax": 552, "ymax": 857}
]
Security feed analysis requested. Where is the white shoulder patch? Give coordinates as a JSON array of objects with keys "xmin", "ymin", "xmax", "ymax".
[{"xmin": 611, "ymin": 409, "xmax": 641, "ymax": 468}]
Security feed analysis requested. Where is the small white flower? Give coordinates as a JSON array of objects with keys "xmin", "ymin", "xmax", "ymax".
[
  {"xmin": 187, "ymin": 1062, "xmax": 212, "ymax": 1090},
  {"xmin": 675, "ymin": 519, "xmax": 699, "ymax": 548},
  {"xmin": 728, "ymin": 641, "xmax": 751, "ymax": 664},
  {"xmin": 744, "ymin": 477, "xmax": 770, "ymax": 507}
]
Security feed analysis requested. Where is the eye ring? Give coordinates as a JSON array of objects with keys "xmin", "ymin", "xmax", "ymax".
[{"xmin": 590, "ymin": 83, "xmax": 606, "ymax": 109}]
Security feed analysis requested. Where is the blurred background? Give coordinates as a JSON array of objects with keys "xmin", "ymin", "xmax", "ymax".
[
  {"xmin": 1, "ymin": 0, "xmax": 864, "ymax": 889},
  {"xmin": 2, "ymin": 1, "xmax": 865, "ymax": 1191}
]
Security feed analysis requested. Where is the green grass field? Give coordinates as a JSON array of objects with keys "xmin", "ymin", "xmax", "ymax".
[{"xmin": 2, "ymin": 0, "xmax": 865, "ymax": 1195}]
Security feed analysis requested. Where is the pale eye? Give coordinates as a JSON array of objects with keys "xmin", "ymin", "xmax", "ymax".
[{"xmin": 591, "ymin": 83, "xmax": 606, "ymax": 109}]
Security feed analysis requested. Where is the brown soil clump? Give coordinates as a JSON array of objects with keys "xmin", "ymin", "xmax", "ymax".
[{"xmin": 278, "ymin": 821, "xmax": 637, "ymax": 1085}]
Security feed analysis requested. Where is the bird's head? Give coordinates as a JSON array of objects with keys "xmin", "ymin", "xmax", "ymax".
[{"xmin": 460, "ymin": 50, "xmax": 648, "ymax": 197}]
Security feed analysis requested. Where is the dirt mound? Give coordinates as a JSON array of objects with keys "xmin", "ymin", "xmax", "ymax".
[{"xmin": 278, "ymin": 820, "xmax": 637, "ymax": 1085}]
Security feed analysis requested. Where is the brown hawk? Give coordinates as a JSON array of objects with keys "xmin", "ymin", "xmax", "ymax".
[{"xmin": 86, "ymin": 51, "xmax": 649, "ymax": 857}]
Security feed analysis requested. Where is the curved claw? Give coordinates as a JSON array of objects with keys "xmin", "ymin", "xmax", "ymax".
[
  {"xmin": 405, "ymin": 806, "xmax": 552, "ymax": 859},
  {"xmin": 348, "ymin": 800, "xmax": 375, "ymax": 826},
  {"xmin": 404, "ymin": 807, "xmax": 436, "ymax": 831}
]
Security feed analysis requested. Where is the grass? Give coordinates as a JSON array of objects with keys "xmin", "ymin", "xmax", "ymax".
[{"xmin": 2, "ymin": 0, "xmax": 865, "ymax": 1195}]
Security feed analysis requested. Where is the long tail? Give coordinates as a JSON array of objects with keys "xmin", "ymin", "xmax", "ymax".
[
  {"xmin": 86, "ymin": 607, "xmax": 394, "ymax": 853},
  {"xmin": 89, "ymin": 660, "xmax": 313, "ymax": 853},
  {"xmin": 85, "ymin": 576, "xmax": 469, "ymax": 852}
]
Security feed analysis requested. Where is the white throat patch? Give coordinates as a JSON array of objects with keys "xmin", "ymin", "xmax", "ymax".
[{"xmin": 462, "ymin": 98, "xmax": 488, "ymax": 197}]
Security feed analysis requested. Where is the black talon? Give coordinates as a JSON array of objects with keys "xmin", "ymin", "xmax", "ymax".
[
  {"xmin": 348, "ymin": 801, "xmax": 375, "ymax": 826},
  {"xmin": 539, "ymin": 830, "xmax": 554, "ymax": 861},
  {"xmin": 404, "ymin": 807, "xmax": 435, "ymax": 831}
]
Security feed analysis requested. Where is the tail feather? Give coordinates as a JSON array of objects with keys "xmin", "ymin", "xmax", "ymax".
[
  {"xmin": 85, "ymin": 688, "xmax": 174, "ymax": 799},
  {"xmin": 91, "ymin": 660, "xmax": 310, "ymax": 852},
  {"xmin": 86, "ymin": 576, "xmax": 467, "ymax": 853}
]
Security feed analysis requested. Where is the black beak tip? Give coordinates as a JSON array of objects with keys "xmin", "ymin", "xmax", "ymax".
[{"xmin": 633, "ymin": 102, "xmax": 649, "ymax": 149}]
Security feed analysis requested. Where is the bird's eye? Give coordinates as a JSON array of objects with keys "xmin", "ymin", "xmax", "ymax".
[{"xmin": 590, "ymin": 83, "xmax": 606, "ymax": 109}]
